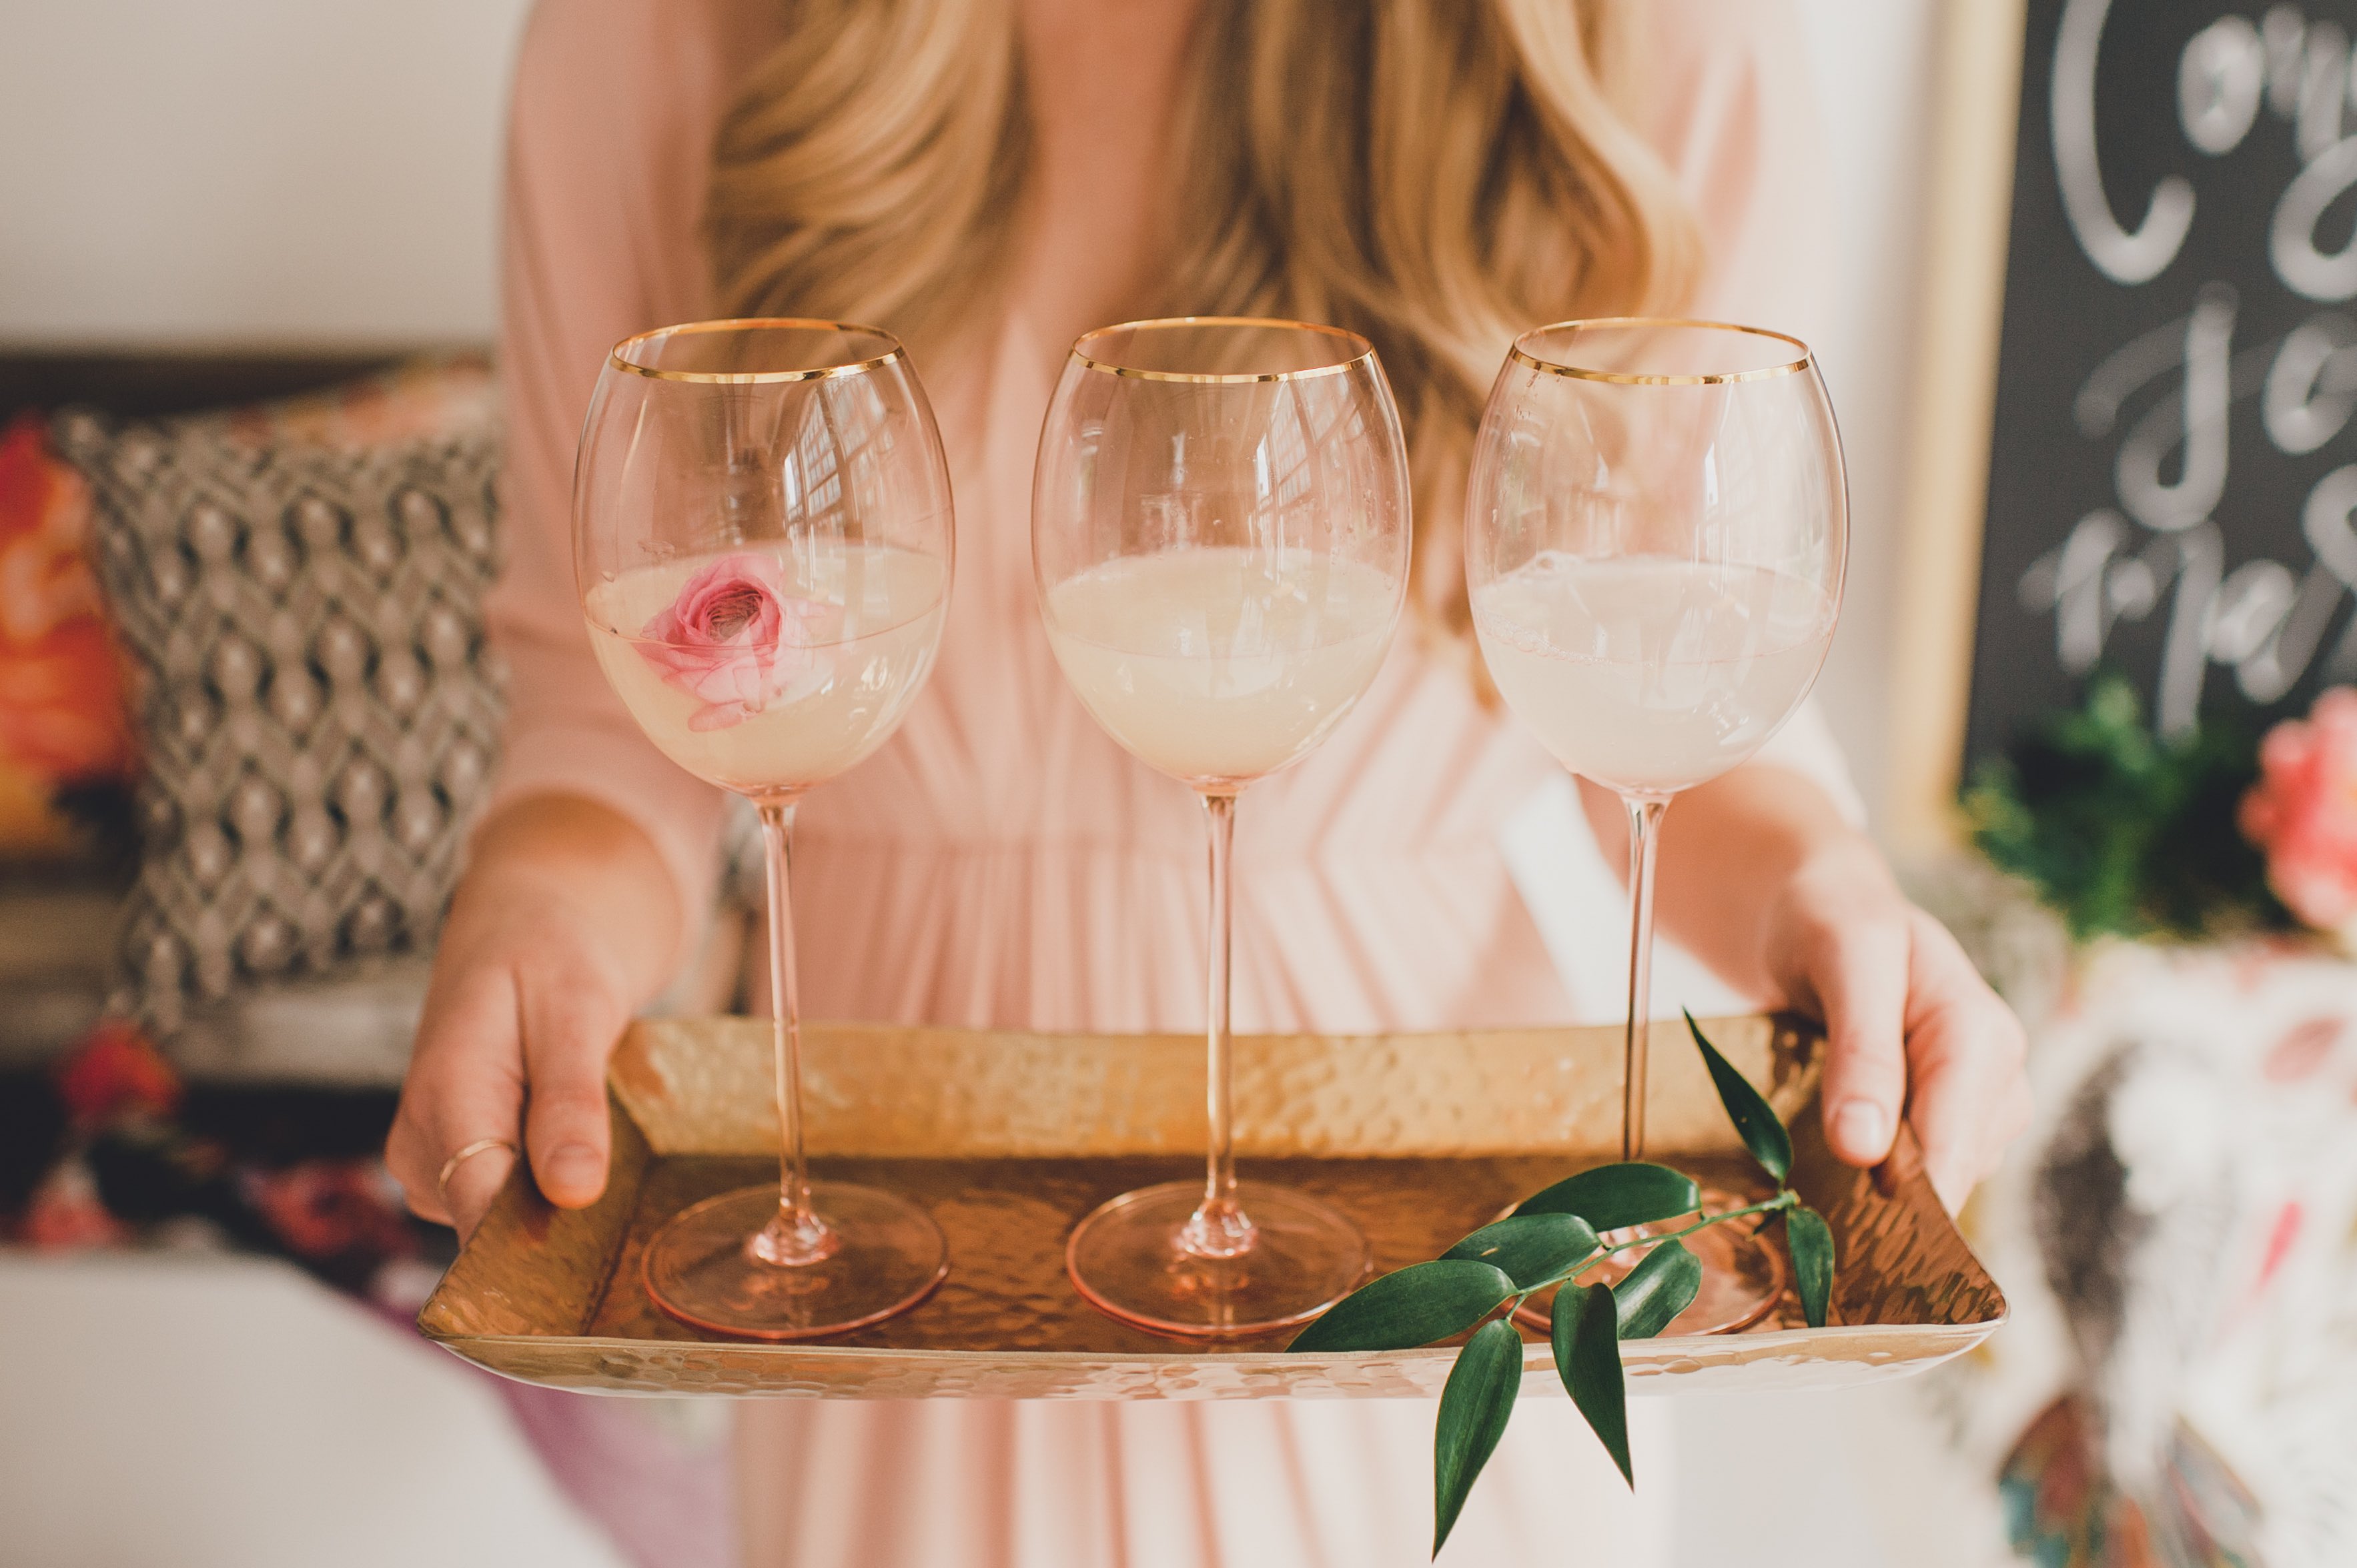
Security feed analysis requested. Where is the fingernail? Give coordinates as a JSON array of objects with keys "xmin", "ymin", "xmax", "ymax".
[
  {"xmin": 1833, "ymin": 1100, "xmax": 1889, "ymax": 1157},
  {"xmin": 544, "ymin": 1143, "xmax": 600, "ymax": 1195}
]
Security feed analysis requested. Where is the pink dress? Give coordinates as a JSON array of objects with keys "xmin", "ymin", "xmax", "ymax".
[{"xmin": 486, "ymin": 4, "xmax": 1848, "ymax": 1562}]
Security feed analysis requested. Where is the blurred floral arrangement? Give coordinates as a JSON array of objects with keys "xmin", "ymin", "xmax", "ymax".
[
  {"xmin": 1961, "ymin": 674, "xmax": 2357, "ymax": 946},
  {"xmin": 1960, "ymin": 680, "xmax": 2357, "ymax": 1568},
  {"xmin": 1, "ymin": 1020, "xmax": 448, "ymax": 1303}
]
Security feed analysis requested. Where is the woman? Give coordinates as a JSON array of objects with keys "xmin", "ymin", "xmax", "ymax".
[{"xmin": 390, "ymin": 1, "xmax": 2032, "ymax": 1562}]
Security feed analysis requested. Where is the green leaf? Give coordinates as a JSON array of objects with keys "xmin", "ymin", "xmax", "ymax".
[
  {"xmin": 1550, "ymin": 1281, "xmax": 1631, "ymax": 1487},
  {"xmin": 1683, "ymin": 1010, "xmax": 1792, "ymax": 1183},
  {"xmin": 1288, "ymin": 1260, "xmax": 1516, "ymax": 1354},
  {"xmin": 1441, "ymin": 1213, "xmax": 1600, "ymax": 1289},
  {"xmin": 1614, "ymin": 1237, "xmax": 1702, "ymax": 1340},
  {"xmin": 1512, "ymin": 1162, "xmax": 1700, "ymax": 1232},
  {"xmin": 1432, "ymin": 1319, "xmax": 1523, "ymax": 1557},
  {"xmin": 1787, "ymin": 1204, "xmax": 1836, "ymax": 1328}
]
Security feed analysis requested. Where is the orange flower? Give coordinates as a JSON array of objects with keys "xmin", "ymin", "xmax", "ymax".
[{"xmin": 0, "ymin": 414, "xmax": 134, "ymax": 786}]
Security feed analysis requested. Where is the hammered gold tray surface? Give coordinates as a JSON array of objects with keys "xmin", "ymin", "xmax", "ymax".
[{"xmin": 418, "ymin": 1014, "xmax": 2005, "ymax": 1399}]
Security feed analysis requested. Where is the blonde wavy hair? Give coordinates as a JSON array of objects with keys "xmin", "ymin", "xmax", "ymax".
[{"xmin": 705, "ymin": 0, "xmax": 1700, "ymax": 642}]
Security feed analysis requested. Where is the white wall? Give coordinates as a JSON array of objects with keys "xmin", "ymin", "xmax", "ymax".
[
  {"xmin": 0, "ymin": 0, "xmax": 532, "ymax": 347},
  {"xmin": 0, "ymin": 0, "xmax": 1944, "ymax": 827},
  {"xmin": 1793, "ymin": 0, "xmax": 1945, "ymax": 830}
]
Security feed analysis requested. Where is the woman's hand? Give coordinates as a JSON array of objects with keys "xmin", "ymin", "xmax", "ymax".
[
  {"xmin": 386, "ymin": 797, "xmax": 682, "ymax": 1241},
  {"xmin": 1755, "ymin": 842, "xmax": 2032, "ymax": 1211},
  {"xmin": 1583, "ymin": 768, "xmax": 2031, "ymax": 1213}
]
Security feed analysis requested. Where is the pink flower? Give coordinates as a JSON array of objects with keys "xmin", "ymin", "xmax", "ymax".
[
  {"xmin": 2241, "ymin": 686, "xmax": 2357, "ymax": 929},
  {"xmin": 636, "ymin": 555, "xmax": 839, "ymax": 732}
]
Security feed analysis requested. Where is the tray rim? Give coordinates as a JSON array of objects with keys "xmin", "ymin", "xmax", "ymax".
[
  {"xmin": 431, "ymin": 1317, "xmax": 2007, "ymax": 1375},
  {"xmin": 425, "ymin": 1316, "xmax": 2009, "ymax": 1401}
]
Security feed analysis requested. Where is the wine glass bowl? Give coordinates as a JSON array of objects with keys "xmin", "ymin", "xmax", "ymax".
[
  {"xmin": 576, "ymin": 319, "xmax": 954, "ymax": 1339},
  {"xmin": 1033, "ymin": 317, "xmax": 1410, "ymax": 1337},
  {"xmin": 1465, "ymin": 318, "xmax": 1845, "ymax": 1335},
  {"xmin": 1034, "ymin": 319, "xmax": 1410, "ymax": 794},
  {"xmin": 1466, "ymin": 320, "xmax": 1843, "ymax": 799}
]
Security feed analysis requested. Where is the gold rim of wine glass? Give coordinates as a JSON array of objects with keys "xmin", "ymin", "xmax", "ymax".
[
  {"xmin": 608, "ymin": 317, "xmax": 909, "ymax": 383},
  {"xmin": 1508, "ymin": 316, "xmax": 1814, "ymax": 385},
  {"xmin": 1069, "ymin": 315, "xmax": 1376, "ymax": 384}
]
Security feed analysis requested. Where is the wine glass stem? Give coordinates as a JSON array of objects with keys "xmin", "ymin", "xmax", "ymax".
[
  {"xmin": 753, "ymin": 796, "xmax": 836, "ymax": 1267},
  {"xmin": 1620, "ymin": 792, "xmax": 1670, "ymax": 1162},
  {"xmin": 1183, "ymin": 790, "xmax": 1255, "ymax": 1260}
]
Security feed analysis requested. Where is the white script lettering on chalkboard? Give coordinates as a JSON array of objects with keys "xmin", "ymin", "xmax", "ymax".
[
  {"xmin": 2057, "ymin": 0, "xmax": 2197, "ymax": 283},
  {"xmin": 2117, "ymin": 287, "xmax": 2237, "ymax": 530},
  {"xmin": 2024, "ymin": 311, "xmax": 2357, "ymax": 732},
  {"xmin": 2264, "ymin": 6, "xmax": 2307, "ymax": 114},
  {"xmin": 2182, "ymin": 16, "xmax": 2265, "ymax": 153},
  {"xmin": 2272, "ymin": 135, "xmax": 2357, "ymax": 297},
  {"xmin": 2262, "ymin": 310, "xmax": 2357, "ymax": 450},
  {"xmin": 2293, "ymin": 18, "xmax": 2352, "ymax": 158},
  {"xmin": 2067, "ymin": 1, "xmax": 2357, "ymax": 289},
  {"xmin": 2025, "ymin": 4, "xmax": 2357, "ymax": 737}
]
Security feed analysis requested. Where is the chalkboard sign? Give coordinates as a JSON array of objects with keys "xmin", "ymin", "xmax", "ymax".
[{"xmin": 1968, "ymin": 0, "xmax": 2357, "ymax": 763}]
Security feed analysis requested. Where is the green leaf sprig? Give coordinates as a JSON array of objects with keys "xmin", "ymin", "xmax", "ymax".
[
  {"xmin": 1286, "ymin": 1012, "xmax": 1839, "ymax": 1557},
  {"xmin": 1960, "ymin": 672, "xmax": 2286, "ymax": 941}
]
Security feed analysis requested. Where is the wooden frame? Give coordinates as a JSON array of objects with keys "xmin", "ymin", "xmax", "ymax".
[{"xmin": 1886, "ymin": 0, "xmax": 2031, "ymax": 858}]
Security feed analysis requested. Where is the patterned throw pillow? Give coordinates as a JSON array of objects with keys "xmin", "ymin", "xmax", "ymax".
[{"xmin": 53, "ymin": 360, "xmax": 502, "ymax": 1033}]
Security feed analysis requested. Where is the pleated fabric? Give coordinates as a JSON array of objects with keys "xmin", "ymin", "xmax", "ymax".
[{"xmin": 736, "ymin": 1399, "xmax": 1675, "ymax": 1568}]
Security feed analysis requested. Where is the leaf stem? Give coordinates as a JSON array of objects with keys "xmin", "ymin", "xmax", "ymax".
[
  {"xmin": 1598, "ymin": 1191, "xmax": 1796, "ymax": 1255},
  {"xmin": 1506, "ymin": 1190, "xmax": 1798, "ymax": 1309}
]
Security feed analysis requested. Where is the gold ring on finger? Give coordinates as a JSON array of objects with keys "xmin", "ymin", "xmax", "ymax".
[{"xmin": 435, "ymin": 1137, "xmax": 518, "ymax": 1211}]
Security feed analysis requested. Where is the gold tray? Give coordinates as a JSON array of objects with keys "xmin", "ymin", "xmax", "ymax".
[{"xmin": 418, "ymin": 1014, "xmax": 2005, "ymax": 1399}]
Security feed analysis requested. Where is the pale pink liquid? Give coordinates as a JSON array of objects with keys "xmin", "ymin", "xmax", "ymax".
[
  {"xmin": 586, "ymin": 544, "xmax": 945, "ymax": 794},
  {"xmin": 1043, "ymin": 547, "xmax": 1400, "ymax": 788},
  {"xmin": 1472, "ymin": 554, "xmax": 1833, "ymax": 795}
]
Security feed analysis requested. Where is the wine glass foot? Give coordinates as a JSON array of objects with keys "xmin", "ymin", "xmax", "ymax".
[
  {"xmin": 1066, "ymin": 1181, "xmax": 1370, "ymax": 1340},
  {"xmin": 642, "ymin": 1182, "xmax": 947, "ymax": 1341},
  {"xmin": 1508, "ymin": 1189, "xmax": 1787, "ymax": 1337}
]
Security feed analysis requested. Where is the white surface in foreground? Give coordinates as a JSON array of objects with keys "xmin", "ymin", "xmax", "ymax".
[
  {"xmin": 1672, "ymin": 1381, "xmax": 2015, "ymax": 1568},
  {"xmin": 0, "ymin": 1241, "xmax": 2011, "ymax": 1568},
  {"xmin": 0, "ymin": 1252, "xmax": 623, "ymax": 1568}
]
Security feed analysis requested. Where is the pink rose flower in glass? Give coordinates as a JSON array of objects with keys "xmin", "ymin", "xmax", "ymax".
[
  {"xmin": 2241, "ymin": 686, "xmax": 2357, "ymax": 930},
  {"xmin": 636, "ymin": 554, "xmax": 841, "ymax": 730}
]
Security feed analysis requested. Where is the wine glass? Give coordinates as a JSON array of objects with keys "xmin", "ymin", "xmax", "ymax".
[
  {"xmin": 1033, "ymin": 317, "xmax": 1410, "ymax": 1337},
  {"xmin": 1465, "ymin": 319, "xmax": 1845, "ymax": 1334},
  {"xmin": 575, "ymin": 319, "xmax": 954, "ymax": 1339}
]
